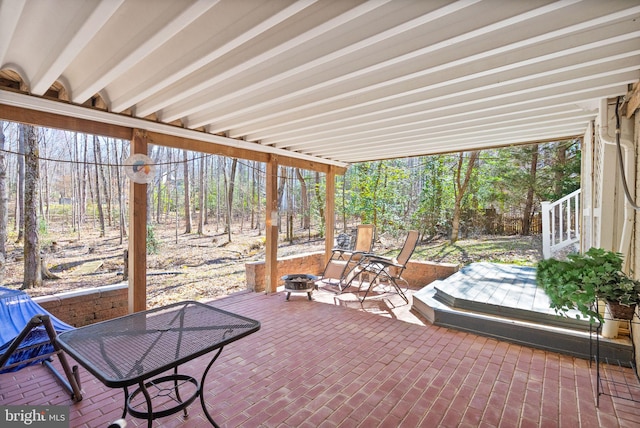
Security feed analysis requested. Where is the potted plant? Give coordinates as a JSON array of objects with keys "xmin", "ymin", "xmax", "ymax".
[{"xmin": 537, "ymin": 247, "xmax": 640, "ymax": 324}]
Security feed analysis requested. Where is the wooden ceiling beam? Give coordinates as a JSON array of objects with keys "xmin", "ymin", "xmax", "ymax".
[
  {"xmin": 624, "ymin": 81, "xmax": 640, "ymax": 119},
  {"xmin": 146, "ymin": 130, "xmax": 346, "ymax": 175},
  {"xmin": 0, "ymin": 102, "xmax": 345, "ymax": 175},
  {"xmin": 0, "ymin": 102, "xmax": 133, "ymax": 140}
]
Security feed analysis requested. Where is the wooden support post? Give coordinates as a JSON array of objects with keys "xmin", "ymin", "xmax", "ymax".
[
  {"xmin": 128, "ymin": 130, "xmax": 147, "ymax": 313},
  {"xmin": 265, "ymin": 156, "xmax": 279, "ymax": 293},
  {"xmin": 325, "ymin": 167, "xmax": 336, "ymax": 265}
]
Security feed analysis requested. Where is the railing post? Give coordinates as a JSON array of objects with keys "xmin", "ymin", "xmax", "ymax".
[
  {"xmin": 540, "ymin": 189, "xmax": 581, "ymax": 259},
  {"xmin": 541, "ymin": 201, "xmax": 551, "ymax": 259}
]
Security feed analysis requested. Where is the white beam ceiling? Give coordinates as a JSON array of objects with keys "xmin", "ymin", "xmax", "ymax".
[{"xmin": 1, "ymin": 0, "xmax": 639, "ymax": 165}]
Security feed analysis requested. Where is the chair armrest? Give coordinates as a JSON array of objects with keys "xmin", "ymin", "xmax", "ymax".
[{"xmin": 360, "ymin": 254, "xmax": 401, "ymax": 268}]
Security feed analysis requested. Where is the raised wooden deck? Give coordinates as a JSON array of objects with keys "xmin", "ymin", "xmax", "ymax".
[{"xmin": 412, "ymin": 262, "xmax": 633, "ymax": 362}]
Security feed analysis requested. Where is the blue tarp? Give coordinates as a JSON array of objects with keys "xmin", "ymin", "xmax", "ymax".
[{"xmin": 0, "ymin": 287, "xmax": 73, "ymax": 373}]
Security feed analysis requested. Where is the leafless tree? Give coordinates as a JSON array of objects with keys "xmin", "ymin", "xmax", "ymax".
[
  {"xmin": 0, "ymin": 122, "xmax": 8, "ymax": 280},
  {"xmin": 22, "ymin": 124, "xmax": 41, "ymax": 289},
  {"xmin": 93, "ymin": 136, "xmax": 105, "ymax": 237},
  {"xmin": 224, "ymin": 158, "xmax": 238, "ymax": 241},
  {"xmin": 451, "ymin": 151, "xmax": 479, "ymax": 243},
  {"xmin": 15, "ymin": 124, "xmax": 25, "ymax": 242},
  {"xmin": 183, "ymin": 150, "xmax": 192, "ymax": 233},
  {"xmin": 197, "ymin": 154, "xmax": 205, "ymax": 235},
  {"xmin": 522, "ymin": 144, "xmax": 539, "ymax": 235}
]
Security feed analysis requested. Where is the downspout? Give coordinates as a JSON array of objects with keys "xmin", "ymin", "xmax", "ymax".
[{"xmin": 598, "ymin": 98, "xmax": 635, "ymax": 269}]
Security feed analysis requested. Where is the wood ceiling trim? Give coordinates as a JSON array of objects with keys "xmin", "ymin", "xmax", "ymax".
[
  {"xmin": 0, "ymin": 101, "xmax": 345, "ymax": 175},
  {"xmin": 0, "ymin": 102, "xmax": 133, "ymax": 140},
  {"xmin": 147, "ymin": 130, "xmax": 345, "ymax": 175}
]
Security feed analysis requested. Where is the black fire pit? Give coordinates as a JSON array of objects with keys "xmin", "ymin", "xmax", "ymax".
[{"xmin": 282, "ymin": 274, "xmax": 318, "ymax": 301}]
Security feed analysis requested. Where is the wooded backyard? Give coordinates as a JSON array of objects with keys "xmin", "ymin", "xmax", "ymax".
[{"xmin": 0, "ymin": 121, "xmax": 578, "ymax": 290}]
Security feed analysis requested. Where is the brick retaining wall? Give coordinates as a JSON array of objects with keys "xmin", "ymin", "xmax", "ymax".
[
  {"xmin": 34, "ymin": 284, "xmax": 128, "ymax": 327},
  {"xmin": 33, "ymin": 256, "xmax": 458, "ymax": 326},
  {"xmin": 246, "ymin": 252, "xmax": 326, "ymax": 292},
  {"xmin": 245, "ymin": 252, "xmax": 458, "ymax": 292}
]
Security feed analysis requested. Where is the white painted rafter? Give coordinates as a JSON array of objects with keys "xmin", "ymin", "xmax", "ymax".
[
  {"xmin": 223, "ymin": 8, "xmax": 640, "ymax": 139},
  {"xmin": 0, "ymin": 0, "xmax": 26, "ymax": 68},
  {"xmin": 182, "ymin": 0, "xmax": 483, "ymax": 129},
  {"xmin": 150, "ymin": 0, "xmax": 393, "ymax": 121},
  {"xmin": 1, "ymin": 0, "xmax": 639, "ymax": 164},
  {"xmin": 72, "ymin": 0, "xmax": 219, "ymax": 104},
  {"xmin": 31, "ymin": 0, "xmax": 125, "ymax": 96},
  {"xmin": 110, "ymin": 0, "xmax": 318, "ymax": 113}
]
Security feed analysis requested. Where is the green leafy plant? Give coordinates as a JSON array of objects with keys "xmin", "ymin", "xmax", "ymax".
[
  {"xmin": 537, "ymin": 247, "xmax": 640, "ymax": 323},
  {"xmin": 146, "ymin": 224, "xmax": 160, "ymax": 255}
]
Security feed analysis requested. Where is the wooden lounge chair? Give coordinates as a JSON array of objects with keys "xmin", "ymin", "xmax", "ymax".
[{"xmin": 321, "ymin": 224, "xmax": 375, "ymax": 291}]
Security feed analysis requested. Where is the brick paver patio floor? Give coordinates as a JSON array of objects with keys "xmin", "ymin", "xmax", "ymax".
[{"xmin": 1, "ymin": 287, "xmax": 639, "ymax": 427}]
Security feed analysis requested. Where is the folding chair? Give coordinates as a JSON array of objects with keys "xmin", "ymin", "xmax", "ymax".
[
  {"xmin": 349, "ymin": 230, "xmax": 420, "ymax": 303},
  {"xmin": 0, "ymin": 287, "xmax": 82, "ymax": 401},
  {"xmin": 321, "ymin": 224, "xmax": 375, "ymax": 291}
]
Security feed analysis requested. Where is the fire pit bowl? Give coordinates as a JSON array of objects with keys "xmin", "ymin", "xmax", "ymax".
[{"xmin": 282, "ymin": 274, "xmax": 318, "ymax": 301}]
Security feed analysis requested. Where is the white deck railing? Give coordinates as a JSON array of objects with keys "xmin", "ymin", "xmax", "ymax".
[{"xmin": 541, "ymin": 189, "xmax": 581, "ymax": 259}]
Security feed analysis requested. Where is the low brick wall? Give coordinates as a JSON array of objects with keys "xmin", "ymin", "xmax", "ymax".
[
  {"xmin": 246, "ymin": 251, "xmax": 326, "ymax": 292},
  {"xmin": 33, "ymin": 257, "xmax": 458, "ymax": 326},
  {"xmin": 245, "ymin": 252, "xmax": 458, "ymax": 292},
  {"xmin": 34, "ymin": 283, "xmax": 128, "ymax": 327},
  {"xmin": 402, "ymin": 260, "xmax": 458, "ymax": 288}
]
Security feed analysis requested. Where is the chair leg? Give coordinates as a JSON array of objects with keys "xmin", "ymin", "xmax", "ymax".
[
  {"xmin": 358, "ymin": 269, "xmax": 384, "ymax": 302},
  {"xmin": 42, "ymin": 315, "xmax": 83, "ymax": 401},
  {"xmin": 357, "ymin": 270, "xmax": 408, "ymax": 304},
  {"xmin": 389, "ymin": 278, "xmax": 408, "ymax": 304}
]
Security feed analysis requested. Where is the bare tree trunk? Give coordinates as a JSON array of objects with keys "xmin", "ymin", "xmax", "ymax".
[
  {"xmin": 216, "ymin": 157, "xmax": 222, "ymax": 232},
  {"xmin": 341, "ymin": 173, "xmax": 346, "ymax": 232},
  {"xmin": 451, "ymin": 151, "xmax": 479, "ymax": 243},
  {"xmin": 372, "ymin": 162, "xmax": 382, "ymax": 228},
  {"xmin": 0, "ymin": 122, "xmax": 8, "ymax": 280},
  {"xmin": 314, "ymin": 172, "xmax": 325, "ymax": 235},
  {"xmin": 154, "ymin": 146, "xmax": 162, "ymax": 224},
  {"xmin": 16, "ymin": 124, "xmax": 25, "ymax": 242},
  {"xmin": 93, "ymin": 136, "xmax": 105, "ymax": 237},
  {"xmin": 23, "ymin": 125, "xmax": 41, "ymax": 289},
  {"xmin": 39, "ymin": 132, "xmax": 49, "ymax": 223},
  {"xmin": 554, "ymin": 142, "xmax": 566, "ymax": 197},
  {"xmin": 225, "ymin": 158, "xmax": 237, "ymax": 241},
  {"xmin": 204, "ymin": 155, "xmax": 210, "ymax": 225},
  {"xmin": 104, "ymin": 138, "xmax": 113, "ymax": 227},
  {"xmin": 198, "ymin": 154, "xmax": 205, "ymax": 235},
  {"xmin": 240, "ymin": 163, "xmax": 246, "ymax": 232},
  {"xmin": 522, "ymin": 144, "xmax": 539, "ymax": 235},
  {"xmin": 96, "ymin": 136, "xmax": 110, "ymax": 228},
  {"xmin": 70, "ymin": 133, "xmax": 77, "ymax": 232},
  {"xmin": 254, "ymin": 161, "xmax": 262, "ymax": 235},
  {"xmin": 80, "ymin": 134, "xmax": 89, "ymax": 234},
  {"xmin": 114, "ymin": 139, "xmax": 126, "ymax": 244},
  {"xmin": 183, "ymin": 150, "xmax": 192, "ymax": 233},
  {"xmin": 296, "ymin": 168, "xmax": 310, "ymax": 230},
  {"xmin": 277, "ymin": 166, "xmax": 287, "ymax": 232}
]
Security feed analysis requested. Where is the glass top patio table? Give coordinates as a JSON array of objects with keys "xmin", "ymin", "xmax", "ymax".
[{"xmin": 56, "ymin": 300, "xmax": 260, "ymax": 427}]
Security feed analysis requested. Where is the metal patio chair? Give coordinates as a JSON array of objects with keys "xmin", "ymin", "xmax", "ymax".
[
  {"xmin": 0, "ymin": 287, "xmax": 82, "ymax": 401},
  {"xmin": 321, "ymin": 224, "xmax": 375, "ymax": 291},
  {"xmin": 349, "ymin": 230, "xmax": 420, "ymax": 303}
]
